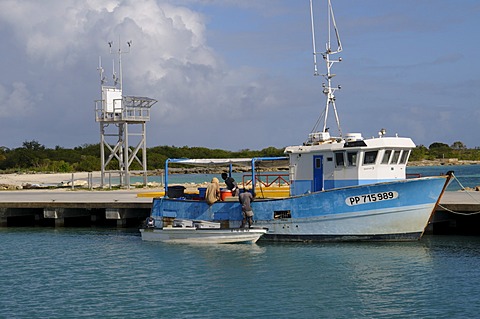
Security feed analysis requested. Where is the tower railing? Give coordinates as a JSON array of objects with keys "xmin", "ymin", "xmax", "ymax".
[{"xmin": 95, "ymin": 96, "xmax": 155, "ymax": 122}]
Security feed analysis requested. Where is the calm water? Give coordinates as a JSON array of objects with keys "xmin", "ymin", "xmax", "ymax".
[
  {"xmin": 1, "ymin": 228, "xmax": 480, "ymax": 319},
  {"xmin": 407, "ymin": 164, "xmax": 480, "ymax": 191},
  {"xmin": 2, "ymin": 165, "xmax": 480, "ymax": 318}
]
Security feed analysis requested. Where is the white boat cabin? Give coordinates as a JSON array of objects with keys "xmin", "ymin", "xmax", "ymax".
[{"xmin": 285, "ymin": 131, "xmax": 415, "ymax": 195}]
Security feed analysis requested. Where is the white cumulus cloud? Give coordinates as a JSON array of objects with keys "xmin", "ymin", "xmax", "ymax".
[
  {"xmin": 0, "ymin": 0, "xmax": 283, "ymax": 149},
  {"xmin": 0, "ymin": 82, "xmax": 36, "ymax": 118}
]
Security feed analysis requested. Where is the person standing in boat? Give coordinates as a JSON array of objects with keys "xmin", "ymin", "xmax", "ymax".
[
  {"xmin": 205, "ymin": 177, "xmax": 221, "ymax": 205},
  {"xmin": 239, "ymin": 188, "xmax": 255, "ymax": 228},
  {"xmin": 221, "ymin": 173, "xmax": 239, "ymax": 196}
]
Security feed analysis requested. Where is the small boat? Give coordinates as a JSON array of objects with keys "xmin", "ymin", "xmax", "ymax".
[
  {"xmin": 139, "ymin": 219, "xmax": 266, "ymax": 244},
  {"xmin": 143, "ymin": 0, "xmax": 453, "ymax": 242}
]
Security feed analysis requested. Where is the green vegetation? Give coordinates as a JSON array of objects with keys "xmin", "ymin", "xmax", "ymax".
[
  {"xmin": 410, "ymin": 141, "xmax": 480, "ymax": 161},
  {"xmin": 0, "ymin": 140, "xmax": 285, "ymax": 173},
  {"xmin": 1, "ymin": 139, "xmax": 478, "ymax": 173}
]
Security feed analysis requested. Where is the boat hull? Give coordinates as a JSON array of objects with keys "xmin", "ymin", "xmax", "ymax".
[
  {"xmin": 139, "ymin": 227, "xmax": 266, "ymax": 244},
  {"xmin": 256, "ymin": 203, "xmax": 435, "ymax": 242},
  {"xmin": 150, "ymin": 176, "xmax": 449, "ymax": 242}
]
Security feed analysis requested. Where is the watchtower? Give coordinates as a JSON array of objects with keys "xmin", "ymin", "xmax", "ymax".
[{"xmin": 95, "ymin": 40, "xmax": 157, "ymax": 188}]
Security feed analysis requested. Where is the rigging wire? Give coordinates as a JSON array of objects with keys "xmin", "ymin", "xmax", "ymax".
[{"xmin": 437, "ymin": 173, "xmax": 480, "ymax": 215}]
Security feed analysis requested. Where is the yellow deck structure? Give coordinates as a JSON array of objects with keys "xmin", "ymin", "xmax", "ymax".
[{"xmin": 137, "ymin": 186, "xmax": 290, "ymax": 199}]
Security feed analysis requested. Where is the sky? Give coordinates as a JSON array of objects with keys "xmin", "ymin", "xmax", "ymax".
[{"xmin": 0, "ymin": 0, "xmax": 479, "ymax": 151}]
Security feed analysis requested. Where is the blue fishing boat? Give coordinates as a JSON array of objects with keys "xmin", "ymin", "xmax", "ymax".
[{"xmin": 145, "ymin": 0, "xmax": 452, "ymax": 242}]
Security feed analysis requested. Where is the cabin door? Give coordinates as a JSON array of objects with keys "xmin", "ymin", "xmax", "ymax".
[{"xmin": 313, "ymin": 155, "xmax": 324, "ymax": 192}]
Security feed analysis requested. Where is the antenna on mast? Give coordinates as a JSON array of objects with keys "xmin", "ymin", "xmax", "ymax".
[
  {"xmin": 97, "ymin": 56, "xmax": 106, "ymax": 85},
  {"xmin": 309, "ymin": 0, "xmax": 343, "ymax": 138},
  {"xmin": 112, "ymin": 59, "xmax": 118, "ymax": 86},
  {"xmin": 108, "ymin": 37, "xmax": 132, "ymax": 91}
]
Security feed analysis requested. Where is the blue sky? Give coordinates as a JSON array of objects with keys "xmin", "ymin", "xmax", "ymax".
[{"xmin": 0, "ymin": 0, "xmax": 479, "ymax": 151}]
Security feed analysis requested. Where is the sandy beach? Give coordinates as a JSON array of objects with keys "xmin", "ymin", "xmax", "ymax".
[
  {"xmin": 0, "ymin": 172, "xmax": 200, "ymax": 191},
  {"xmin": 0, "ymin": 171, "xmax": 166, "ymax": 189},
  {"xmin": 0, "ymin": 172, "xmax": 95, "ymax": 189}
]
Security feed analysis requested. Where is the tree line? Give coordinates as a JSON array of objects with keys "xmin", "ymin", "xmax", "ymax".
[
  {"xmin": 0, "ymin": 140, "xmax": 284, "ymax": 173},
  {"xmin": 409, "ymin": 141, "xmax": 480, "ymax": 161},
  {"xmin": 0, "ymin": 140, "xmax": 478, "ymax": 173}
]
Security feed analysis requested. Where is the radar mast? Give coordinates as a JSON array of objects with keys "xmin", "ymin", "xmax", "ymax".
[{"xmin": 308, "ymin": 0, "xmax": 343, "ymax": 144}]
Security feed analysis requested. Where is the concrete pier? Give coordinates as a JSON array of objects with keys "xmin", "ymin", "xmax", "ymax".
[
  {"xmin": 429, "ymin": 191, "xmax": 480, "ymax": 235},
  {"xmin": 1, "ymin": 190, "xmax": 480, "ymax": 234},
  {"xmin": 0, "ymin": 190, "xmax": 153, "ymax": 227}
]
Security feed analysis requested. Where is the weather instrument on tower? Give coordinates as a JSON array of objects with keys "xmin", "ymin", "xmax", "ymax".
[{"xmin": 95, "ymin": 39, "xmax": 157, "ymax": 188}]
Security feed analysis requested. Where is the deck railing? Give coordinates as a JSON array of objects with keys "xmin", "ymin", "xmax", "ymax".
[{"xmin": 242, "ymin": 173, "xmax": 290, "ymax": 188}]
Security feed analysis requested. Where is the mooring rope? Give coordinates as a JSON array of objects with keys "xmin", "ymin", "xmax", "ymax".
[{"xmin": 437, "ymin": 172, "xmax": 480, "ymax": 215}]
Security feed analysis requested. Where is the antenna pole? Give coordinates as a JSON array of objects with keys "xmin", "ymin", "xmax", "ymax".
[
  {"xmin": 327, "ymin": 0, "xmax": 331, "ymax": 52},
  {"xmin": 97, "ymin": 56, "xmax": 106, "ymax": 85},
  {"xmin": 310, "ymin": 0, "xmax": 319, "ymax": 76},
  {"xmin": 118, "ymin": 37, "xmax": 123, "ymax": 91},
  {"xmin": 112, "ymin": 59, "xmax": 117, "ymax": 86},
  {"xmin": 108, "ymin": 37, "xmax": 131, "ymax": 91}
]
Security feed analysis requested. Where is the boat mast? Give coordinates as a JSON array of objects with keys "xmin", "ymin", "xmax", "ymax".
[{"xmin": 310, "ymin": 0, "xmax": 343, "ymax": 137}]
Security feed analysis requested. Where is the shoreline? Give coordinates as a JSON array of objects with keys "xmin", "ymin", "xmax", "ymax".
[
  {"xmin": 1, "ymin": 160, "xmax": 479, "ymax": 190},
  {"xmin": 408, "ymin": 159, "xmax": 480, "ymax": 167},
  {"xmin": 0, "ymin": 172, "xmax": 95, "ymax": 190}
]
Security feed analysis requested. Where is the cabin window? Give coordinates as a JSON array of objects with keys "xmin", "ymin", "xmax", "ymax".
[
  {"xmin": 274, "ymin": 210, "xmax": 291, "ymax": 219},
  {"xmin": 347, "ymin": 152, "xmax": 357, "ymax": 166},
  {"xmin": 327, "ymin": 157, "xmax": 333, "ymax": 162},
  {"xmin": 315, "ymin": 158, "xmax": 322, "ymax": 168},
  {"xmin": 399, "ymin": 150, "xmax": 410, "ymax": 164},
  {"xmin": 391, "ymin": 150, "xmax": 401, "ymax": 164},
  {"xmin": 335, "ymin": 152, "xmax": 345, "ymax": 167},
  {"xmin": 381, "ymin": 150, "xmax": 392, "ymax": 164},
  {"xmin": 363, "ymin": 151, "xmax": 378, "ymax": 165}
]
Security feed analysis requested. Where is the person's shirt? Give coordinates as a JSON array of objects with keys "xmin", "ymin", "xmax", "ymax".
[
  {"xmin": 205, "ymin": 181, "xmax": 220, "ymax": 205},
  {"xmin": 224, "ymin": 176, "xmax": 237, "ymax": 191},
  {"xmin": 239, "ymin": 191, "xmax": 254, "ymax": 211}
]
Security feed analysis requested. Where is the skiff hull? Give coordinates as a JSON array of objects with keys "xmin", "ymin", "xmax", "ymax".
[{"xmin": 139, "ymin": 227, "xmax": 267, "ymax": 244}]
